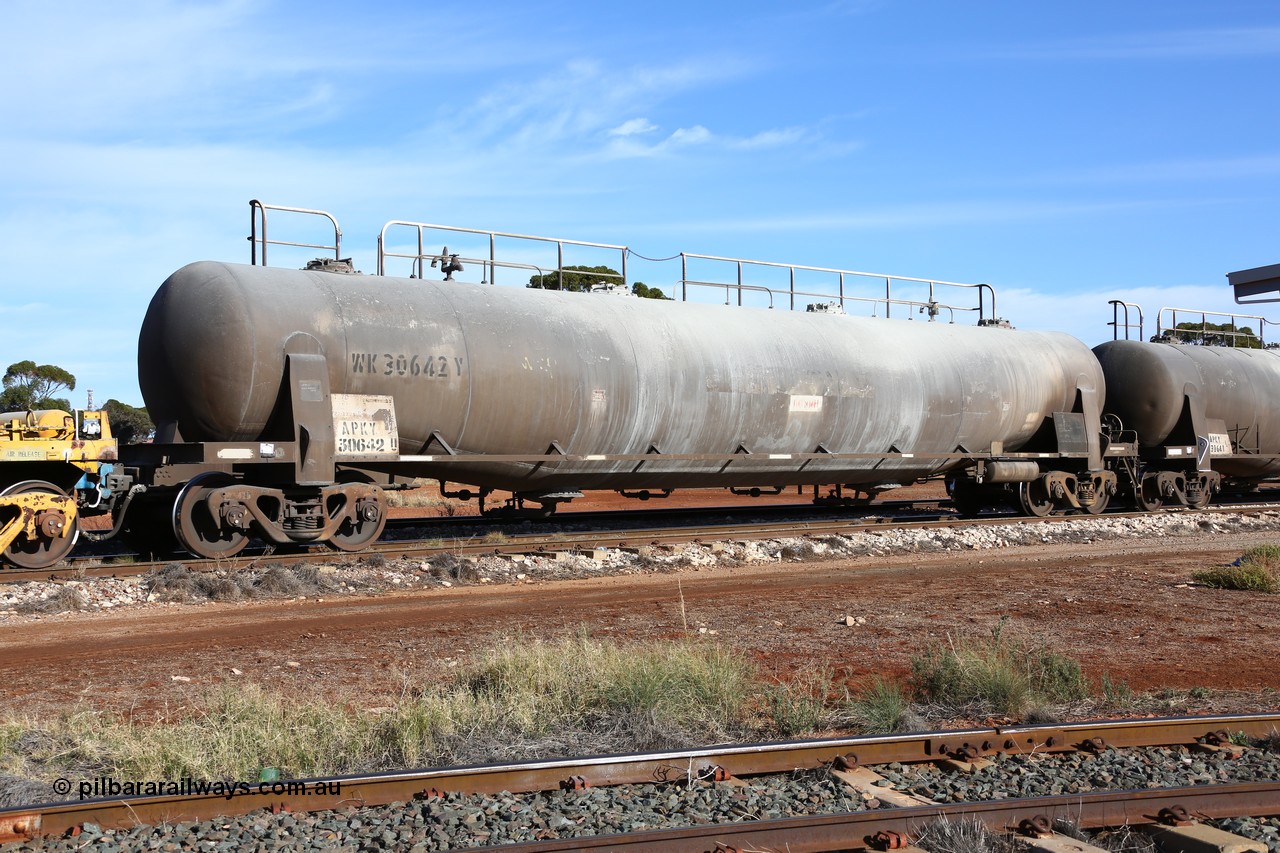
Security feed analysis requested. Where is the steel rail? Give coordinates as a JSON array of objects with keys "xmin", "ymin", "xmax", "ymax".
[
  {"xmin": 10, "ymin": 499, "xmax": 1280, "ymax": 584},
  {"xmin": 478, "ymin": 782, "xmax": 1280, "ymax": 852},
  {"xmin": 1, "ymin": 714, "xmax": 1277, "ymax": 843}
]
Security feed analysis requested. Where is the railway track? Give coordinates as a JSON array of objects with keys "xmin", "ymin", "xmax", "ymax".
[
  {"xmin": 2, "ymin": 714, "xmax": 1278, "ymax": 850},
  {"xmin": 6, "ymin": 499, "xmax": 1280, "ymax": 586}
]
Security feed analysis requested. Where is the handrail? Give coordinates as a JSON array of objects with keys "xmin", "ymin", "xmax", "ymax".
[
  {"xmin": 378, "ymin": 220, "xmax": 628, "ymax": 287},
  {"xmin": 1157, "ymin": 306, "xmax": 1274, "ymax": 347},
  {"xmin": 680, "ymin": 279, "xmax": 776, "ymax": 309},
  {"xmin": 244, "ymin": 200, "xmax": 1003, "ymax": 324},
  {"xmin": 248, "ymin": 200, "xmax": 342, "ymax": 266},
  {"xmin": 679, "ymin": 279, "xmax": 964, "ymax": 321},
  {"xmin": 678, "ymin": 252, "xmax": 995, "ymax": 323},
  {"xmin": 1107, "ymin": 300, "xmax": 1145, "ymax": 340}
]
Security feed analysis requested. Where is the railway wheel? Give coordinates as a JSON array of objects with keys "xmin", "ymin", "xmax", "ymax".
[
  {"xmin": 0, "ymin": 480, "xmax": 79, "ymax": 569},
  {"xmin": 328, "ymin": 472, "xmax": 387, "ymax": 552},
  {"xmin": 1136, "ymin": 477, "xmax": 1163, "ymax": 512},
  {"xmin": 172, "ymin": 473, "xmax": 250, "ymax": 559},
  {"xmin": 1017, "ymin": 480, "xmax": 1054, "ymax": 518}
]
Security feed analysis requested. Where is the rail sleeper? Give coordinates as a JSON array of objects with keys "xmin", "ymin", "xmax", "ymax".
[{"xmin": 1146, "ymin": 822, "xmax": 1267, "ymax": 853}]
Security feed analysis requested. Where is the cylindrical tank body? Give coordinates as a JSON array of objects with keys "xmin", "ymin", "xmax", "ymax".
[
  {"xmin": 139, "ymin": 261, "xmax": 1102, "ymax": 491},
  {"xmin": 1094, "ymin": 339, "xmax": 1280, "ymax": 479}
]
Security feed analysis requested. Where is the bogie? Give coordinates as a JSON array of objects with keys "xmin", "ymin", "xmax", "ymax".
[{"xmin": 0, "ymin": 480, "xmax": 80, "ymax": 569}]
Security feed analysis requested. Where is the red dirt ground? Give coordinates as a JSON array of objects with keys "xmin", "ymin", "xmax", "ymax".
[{"xmin": 1, "ymin": 496, "xmax": 1278, "ymax": 718}]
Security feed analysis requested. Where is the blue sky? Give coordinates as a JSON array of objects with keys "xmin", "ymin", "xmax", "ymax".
[{"xmin": 3, "ymin": 0, "xmax": 1279, "ymax": 407}]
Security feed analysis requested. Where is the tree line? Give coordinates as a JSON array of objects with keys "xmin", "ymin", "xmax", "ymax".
[{"xmin": 527, "ymin": 265, "xmax": 671, "ymax": 300}]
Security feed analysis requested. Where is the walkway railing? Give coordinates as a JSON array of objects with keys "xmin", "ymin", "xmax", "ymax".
[
  {"xmin": 1157, "ymin": 306, "xmax": 1273, "ymax": 347},
  {"xmin": 246, "ymin": 200, "xmax": 1002, "ymax": 325},
  {"xmin": 377, "ymin": 220, "xmax": 627, "ymax": 288},
  {"xmin": 678, "ymin": 252, "xmax": 996, "ymax": 322},
  {"xmin": 248, "ymin": 200, "xmax": 342, "ymax": 266},
  {"xmin": 1107, "ymin": 300, "xmax": 1145, "ymax": 340}
]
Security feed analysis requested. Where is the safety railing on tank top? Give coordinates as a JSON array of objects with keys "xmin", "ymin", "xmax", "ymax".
[
  {"xmin": 377, "ymin": 219, "xmax": 1004, "ymax": 323},
  {"xmin": 1107, "ymin": 300, "xmax": 1145, "ymax": 340},
  {"xmin": 248, "ymin": 200, "xmax": 1002, "ymax": 324},
  {"xmin": 377, "ymin": 220, "xmax": 629, "ymax": 290},
  {"xmin": 248, "ymin": 200, "xmax": 343, "ymax": 266},
  {"xmin": 1156, "ymin": 306, "xmax": 1275, "ymax": 347},
  {"xmin": 677, "ymin": 252, "xmax": 998, "ymax": 325}
]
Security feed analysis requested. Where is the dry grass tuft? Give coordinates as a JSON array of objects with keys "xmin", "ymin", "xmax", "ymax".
[
  {"xmin": 846, "ymin": 676, "xmax": 924, "ymax": 734},
  {"xmin": 143, "ymin": 563, "xmax": 339, "ymax": 603},
  {"xmin": 16, "ymin": 585, "xmax": 90, "ymax": 615},
  {"xmin": 0, "ymin": 634, "xmax": 759, "ymax": 795},
  {"xmin": 916, "ymin": 815, "xmax": 1016, "ymax": 853},
  {"xmin": 909, "ymin": 619, "xmax": 1087, "ymax": 717}
]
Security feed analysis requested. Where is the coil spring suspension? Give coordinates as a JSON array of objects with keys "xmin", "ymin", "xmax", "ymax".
[{"xmin": 282, "ymin": 500, "xmax": 324, "ymax": 531}]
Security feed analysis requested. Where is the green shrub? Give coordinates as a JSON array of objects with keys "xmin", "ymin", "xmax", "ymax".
[
  {"xmin": 909, "ymin": 620, "xmax": 1087, "ymax": 716},
  {"xmin": 1194, "ymin": 546, "xmax": 1279, "ymax": 592},
  {"xmin": 763, "ymin": 667, "xmax": 832, "ymax": 737},
  {"xmin": 1099, "ymin": 673, "xmax": 1133, "ymax": 704},
  {"xmin": 1243, "ymin": 543, "xmax": 1280, "ymax": 564},
  {"xmin": 846, "ymin": 676, "xmax": 917, "ymax": 734},
  {"xmin": 459, "ymin": 633, "xmax": 754, "ymax": 740}
]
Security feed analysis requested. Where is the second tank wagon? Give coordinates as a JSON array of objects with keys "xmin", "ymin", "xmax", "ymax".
[{"xmin": 1095, "ymin": 335, "xmax": 1280, "ymax": 508}]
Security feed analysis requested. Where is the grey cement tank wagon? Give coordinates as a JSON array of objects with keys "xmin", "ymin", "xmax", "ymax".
[{"xmin": 138, "ymin": 261, "xmax": 1106, "ymax": 504}]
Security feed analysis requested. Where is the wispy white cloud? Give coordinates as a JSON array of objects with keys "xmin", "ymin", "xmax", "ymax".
[
  {"xmin": 402, "ymin": 56, "xmax": 832, "ymax": 165},
  {"xmin": 6, "ymin": 0, "xmax": 286, "ymax": 135},
  {"xmin": 730, "ymin": 127, "xmax": 811, "ymax": 150},
  {"xmin": 669, "ymin": 126, "xmax": 712, "ymax": 146},
  {"xmin": 610, "ymin": 118, "xmax": 658, "ymax": 137},
  {"xmin": 2, "ymin": 3, "xmax": 837, "ymax": 202},
  {"xmin": 453, "ymin": 58, "xmax": 756, "ymax": 150},
  {"xmin": 603, "ymin": 123, "xmax": 815, "ymax": 158},
  {"xmin": 2, "ymin": 0, "xmax": 556, "ymax": 138}
]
